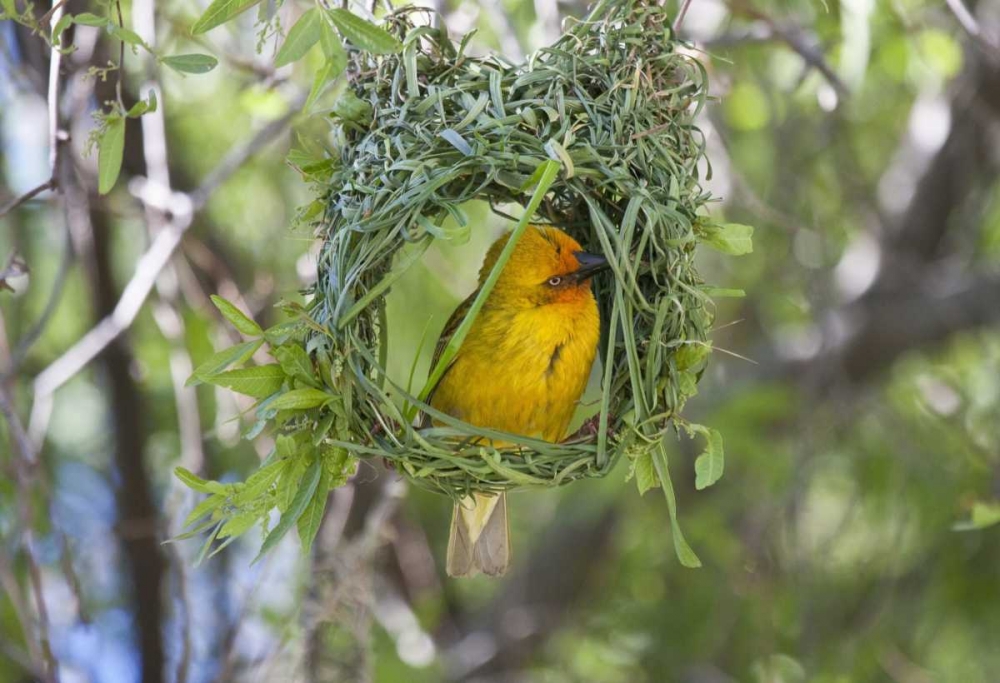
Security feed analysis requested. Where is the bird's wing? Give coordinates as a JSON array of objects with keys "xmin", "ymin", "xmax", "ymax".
[
  {"xmin": 429, "ymin": 289, "xmax": 476, "ymax": 377},
  {"xmin": 423, "ymin": 289, "xmax": 477, "ymax": 420}
]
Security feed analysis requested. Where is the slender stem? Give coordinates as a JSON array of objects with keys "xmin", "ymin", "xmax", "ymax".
[
  {"xmin": 48, "ymin": 0, "xmax": 64, "ymax": 174},
  {"xmin": 0, "ymin": 179, "xmax": 54, "ymax": 218},
  {"xmin": 944, "ymin": 0, "xmax": 1000, "ymax": 57},
  {"xmin": 115, "ymin": 0, "xmax": 127, "ymax": 112},
  {"xmin": 673, "ymin": 0, "xmax": 694, "ymax": 32}
]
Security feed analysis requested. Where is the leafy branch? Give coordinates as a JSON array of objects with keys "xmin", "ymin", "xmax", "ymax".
[{"xmin": 173, "ymin": 296, "xmax": 358, "ymax": 563}]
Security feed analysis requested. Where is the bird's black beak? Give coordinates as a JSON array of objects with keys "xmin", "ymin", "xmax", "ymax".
[{"xmin": 571, "ymin": 251, "xmax": 610, "ymax": 282}]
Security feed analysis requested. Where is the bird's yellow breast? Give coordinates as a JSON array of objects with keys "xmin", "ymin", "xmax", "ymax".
[{"xmin": 430, "ymin": 295, "xmax": 600, "ymax": 442}]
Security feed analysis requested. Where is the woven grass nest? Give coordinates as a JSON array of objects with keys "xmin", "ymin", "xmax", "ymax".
[{"xmin": 303, "ymin": 0, "xmax": 723, "ymax": 501}]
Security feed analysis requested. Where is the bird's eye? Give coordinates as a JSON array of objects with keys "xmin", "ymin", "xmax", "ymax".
[{"xmin": 547, "ymin": 276, "xmax": 563, "ymax": 287}]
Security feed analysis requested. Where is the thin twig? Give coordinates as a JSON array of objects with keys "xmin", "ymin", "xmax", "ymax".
[
  {"xmin": 944, "ymin": 0, "xmax": 1000, "ymax": 61},
  {"xmin": 673, "ymin": 0, "xmax": 694, "ymax": 32},
  {"xmin": 115, "ymin": 0, "xmax": 127, "ymax": 112},
  {"xmin": 0, "ymin": 386, "xmax": 59, "ymax": 683},
  {"xmin": 27, "ymin": 95, "xmax": 304, "ymax": 445},
  {"xmin": 130, "ymin": 0, "xmax": 202, "ymax": 677},
  {"xmin": 5, "ymin": 226, "xmax": 74, "ymax": 375},
  {"xmin": 38, "ymin": 0, "xmax": 68, "ymax": 27},
  {"xmin": 0, "ymin": 179, "xmax": 55, "ymax": 218},
  {"xmin": 0, "ymin": 554, "xmax": 46, "ymax": 678},
  {"xmin": 48, "ymin": 0, "xmax": 65, "ymax": 176},
  {"xmin": 725, "ymin": 4, "xmax": 849, "ymax": 97}
]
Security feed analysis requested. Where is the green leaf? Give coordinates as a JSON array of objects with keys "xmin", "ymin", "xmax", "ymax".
[
  {"xmin": 273, "ymin": 343, "xmax": 316, "ymax": 385},
  {"xmin": 126, "ymin": 91, "xmax": 157, "ymax": 118},
  {"xmin": 193, "ymin": 522, "xmax": 223, "ymax": 566},
  {"xmin": 692, "ymin": 427, "xmax": 725, "ymax": 490},
  {"xmin": 305, "ymin": 60, "xmax": 334, "ymax": 112},
  {"xmin": 161, "ymin": 53, "xmax": 219, "ymax": 74},
  {"xmin": 187, "ymin": 339, "xmax": 263, "ymax": 386},
  {"xmin": 191, "ymin": 0, "xmax": 263, "ymax": 34},
  {"xmin": 275, "ymin": 434, "xmax": 298, "ymax": 460},
  {"xmin": 210, "ymin": 294, "xmax": 262, "ymax": 336},
  {"xmin": 175, "ymin": 467, "xmax": 228, "ymax": 495},
  {"xmin": 275, "ymin": 8, "xmax": 321, "ymax": 67},
  {"xmin": 700, "ymin": 223, "xmax": 754, "ymax": 255},
  {"xmin": 701, "ymin": 287, "xmax": 746, "ymax": 298},
  {"xmin": 297, "ymin": 469, "xmax": 331, "ymax": 551},
  {"xmin": 73, "ymin": 12, "xmax": 108, "ymax": 26},
  {"xmin": 313, "ymin": 413, "xmax": 335, "ymax": 445},
  {"xmin": 254, "ymin": 458, "xmax": 322, "ymax": 562},
  {"xmin": 332, "ymin": 89, "xmax": 373, "ymax": 123},
  {"xmin": 326, "ymin": 9, "xmax": 401, "ymax": 54},
  {"xmin": 633, "ymin": 450, "xmax": 659, "ymax": 496},
  {"xmin": 263, "ymin": 321, "xmax": 302, "ymax": 346},
  {"xmin": 218, "ymin": 511, "xmax": 260, "ymax": 540},
  {"xmin": 110, "ymin": 25, "xmax": 149, "ymax": 50},
  {"xmin": 440, "ymin": 129, "xmax": 473, "ymax": 156},
  {"xmin": 231, "ymin": 458, "xmax": 287, "ymax": 506},
  {"xmin": 675, "ymin": 343, "xmax": 710, "ymax": 371},
  {"xmin": 207, "ymin": 364, "xmax": 286, "ymax": 398},
  {"xmin": 954, "ymin": 501, "xmax": 1000, "ymax": 531},
  {"xmin": 268, "ymin": 388, "xmax": 332, "ymax": 412},
  {"xmin": 182, "ymin": 493, "xmax": 226, "ymax": 528},
  {"xmin": 319, "ymin": 18, "xmax": 347, "ymax": 66},
  {"xmin": 97, "ymin": 117, "xmax": 125, "ymax": 195},
  {"xmin": 652, "ymin": 445, "xmax": 702, "ymax": 568},
  {"xmin": 51, "ymin": 12, "xmax": 74, "ymax": 40}
]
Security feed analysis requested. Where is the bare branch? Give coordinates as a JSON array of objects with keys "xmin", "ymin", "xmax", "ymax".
[
  {"xmin": 0, "ymin": 385, "xmax": 59, "ymax": 683},
  {"xmin": 674, "ymin": 0, "xmax": 695, "ymax": 32},
  {"xmin": 0, "ymin": 178, "xmax": 55, "ymax": 218},
  {"xmin": 945, "ymin": 0, "xmax": 1000, "ymax": 61},
  {"xmin": 5, "ymin": 227, "xmax": 74, "ymax": 374},
  {"xmin": 719, "ymin": 5, "xmax": 849, "ymax": 98},
  {"xmin": 28, "ymin": 96, "xmax": 302, "ymax": 445},
  {"xmin": 48, "ymin": 0, "xmax": 64, "ymax": 174}
]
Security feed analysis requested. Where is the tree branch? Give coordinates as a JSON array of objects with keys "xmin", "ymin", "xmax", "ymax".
[
  {"xmin": 27, "ymin": 97, "xmax": 303, "ymax": 445},
  {"xmin": 0, "ymin": 178, "xmax": 55, "ymax": 218}
]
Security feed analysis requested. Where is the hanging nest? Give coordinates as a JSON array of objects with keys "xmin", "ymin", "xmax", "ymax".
[{"xmin": 296, "ymin": 0, "xmax": 721, "ymax": 502}]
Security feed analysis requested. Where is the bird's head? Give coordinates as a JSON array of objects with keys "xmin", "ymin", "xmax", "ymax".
[{"xmin": 479, "ymin": 226, "xmax": 610, "ymax": 307}]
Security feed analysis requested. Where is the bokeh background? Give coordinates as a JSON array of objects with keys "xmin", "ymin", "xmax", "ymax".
[{"xmin": 2, "ymin": 0, "xmax": 1000, "ymax": 681}]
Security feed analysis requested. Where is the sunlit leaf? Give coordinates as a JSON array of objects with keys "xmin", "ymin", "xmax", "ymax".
[
  {"xmin": 191, "ymin": 0, "xmax": 263, "ymax": 34},
  {"xmin": 210, "ymin": 294, "xmax": 263, "ymax": 336},
  {"xmin": 954, "ymin": 501, "xmax": 1000, "ymax": 531},
  {"xmin": 274, "ymin": 8, "xmax": 321, "ymax": 67},
  {"xmin": 700, "ymin": 223, "xmax": 754, "ymax": 255},
  {"xmin": 254, "ymin": 458, "xmax": 323, "ymax": 562},
  {"xmin": 633, "ymin": 450, "xmax": 658, "ymax": 495},
  {"xmin": 205, "ymin": 364, "xmax": 285, "ymax": 398},
  {"xmin": 187, "ymin": 339, "xmax": 263, "ymax": 386},
  {"xmin": 183, "ymin": 493, "xmax": 226, "ymax": 528},
  {"xmin": 326, "ymin": 9, "xmax": 401, "ymax": 54},
  {"xmin": 692, "ymin": 426, "xmax": 725, "ymax": 490},
  {"xmin": 297, "ymin": 469, "xmax": 332, "ymax": 550},
  {"xmin": 175, "ymin": 467, "xmax": 228, "ymax": 495},
  {"xmin": 272, "ymin": 343, "xmax": 317, "ymax": 386}
]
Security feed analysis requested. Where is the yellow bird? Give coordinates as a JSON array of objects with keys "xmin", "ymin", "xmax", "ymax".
[{"xmin": 429, "ymin": 225, "xmax": 608, "ymax": 577}]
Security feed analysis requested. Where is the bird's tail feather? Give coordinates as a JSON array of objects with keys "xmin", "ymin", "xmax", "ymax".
[{"xmin": 446, "ymin": 492, "xmax": 510, "ymax": 578}]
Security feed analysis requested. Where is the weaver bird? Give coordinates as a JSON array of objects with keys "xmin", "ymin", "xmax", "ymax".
[{"xmin": 429, "ymin": 225, "xmax": 608, "ymax": 577}]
